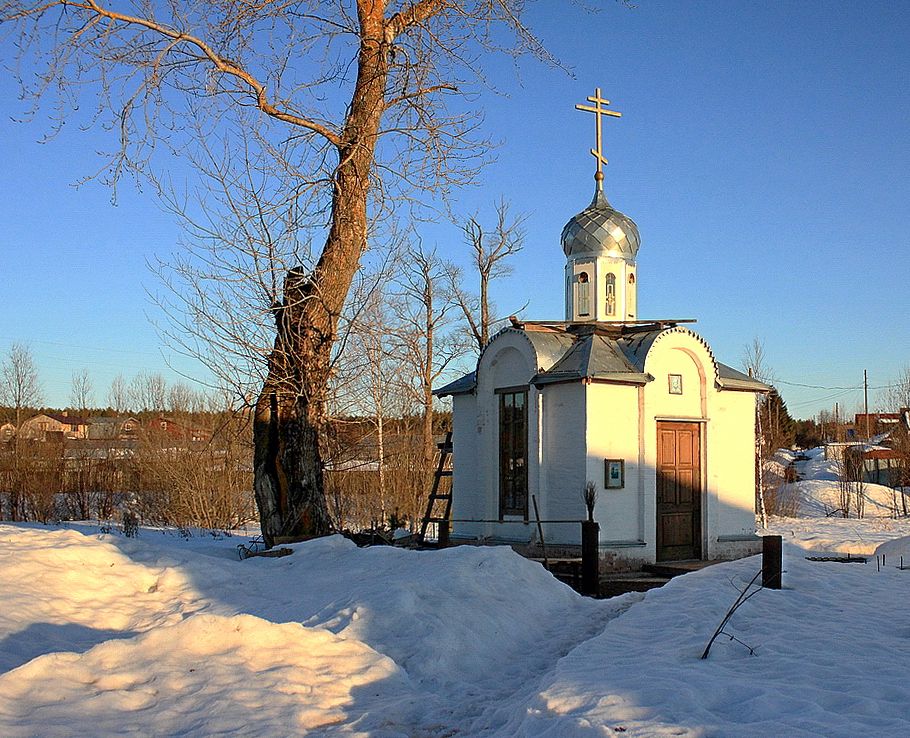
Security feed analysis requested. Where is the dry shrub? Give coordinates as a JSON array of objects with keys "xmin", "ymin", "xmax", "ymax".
[
  {"xmin": 135, "ymin": 419, "xmax": 255, "ymax": 531},
  {"xmin": 764, "ymin": 483, "xmax": 801, "ymax": 518}
]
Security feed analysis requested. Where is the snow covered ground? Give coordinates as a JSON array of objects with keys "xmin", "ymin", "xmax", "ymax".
[
  {"xmin": 765, "ymin": 446, "xmax": 910, "ymax": 554},
  {"xmin": 0, "ymin": 525, "xmax": 631, "ymax": 736},
  {"xmin": 1, "ymin": 450, "xmax": 909, "ymax": 736}
]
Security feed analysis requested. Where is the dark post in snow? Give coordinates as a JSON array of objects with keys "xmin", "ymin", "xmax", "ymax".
[
  {"xmin": 581, "ymin": 520, "xmax": 600, "ymax": 596},
  {"xmin": 438, "ymin": 519, "xmax": 450, "ymax": 548},
  {"xmin": 762, "ymin": 534, "xmax": 782, "ymax": 589}
]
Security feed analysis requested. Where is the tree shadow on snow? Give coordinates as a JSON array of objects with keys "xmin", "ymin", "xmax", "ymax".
[{"xmin": 0, "ymin": 622, "xmax": 138, "ymax": 674}]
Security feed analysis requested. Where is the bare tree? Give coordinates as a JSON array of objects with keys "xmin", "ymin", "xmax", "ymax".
[
  {"xmin": 70, "ymin": 369, "xmax": 94, "ymax": 413},
  {"xmin": 0, "ymin": 344, "xmax": 43, "ymax": 425},
  {"xmin": 837, "ymin": 459, "xmax": 853, "ymax": 519},
  {"xmin": 108, "ymin": 374, "xmax": 129, "ymax": 413},
  {"xmin": 742, "ymin": 337, "xmax": 773, "ymax": 385},
  {"xmin": 130, "ymin": 372, "xmax": 167, "ymax": 413},
  {"xmin": 0, "ymin": 343, "xmax": 43, "ymax": 520},
  {"xmin": 742, "ymin": 337, "xmax": 776, "ymax": 526},
  {"xmin": 168, "ymin": 382, "xmax": 201, "ymax": 415},
  {"xmin": 5, "ymin": 0, "xmax": 568, "ymax": 545},
  {"xmin": 881, "ymin": 365, "xmax": 910, "ymax": 412},
  {"xmin": 450, "ymin": 199, "xmax": 527, "ymax": 352},
  {"xmin": 357, "ymin": 288, "xmax": 398, "ymax": 525},
  {"xmin": 393, "ymin": 243, "xmax": 466, "ymax": 514},
  {"xmin": 854, "ymin": 467, "xmax": 866, "ymax": 519}
]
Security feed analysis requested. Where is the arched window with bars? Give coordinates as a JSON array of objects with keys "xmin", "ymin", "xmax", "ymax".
[
  {"xmin": 605, "ymin": 273, "xmax": 616, "ymax": 316},
  {"xmin": 576, "ymin": 271, "xmax": 591, "ymax": 317}
]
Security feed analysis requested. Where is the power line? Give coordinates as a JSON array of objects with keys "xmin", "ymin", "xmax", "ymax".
[
  {"xmin": 0, "ymin": 336, "xmax": 164, "ymax": 359},
  {"xmin": 788, "ymin": 388, "xmax": 858, "ymax": 409},
  {"xmin": 771, "ymin": 378, "xmax": 906, "ymax": 392},
  {"xmin": 774, "ymin": 379, "xmax": 862, "ymax": 391}
]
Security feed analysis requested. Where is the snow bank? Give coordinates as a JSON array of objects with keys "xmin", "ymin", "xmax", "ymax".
[
  {"xmin": 0, "ymin": 614, "xmax": 410, "ymax": 737},
  {"xmin": 0, "ymin": 525, "xmax": 620, "ymax": 736},
  {"xmin": 874, "ymin": 534, "xmax": 910, "ymax": 561},
  {"xmin": 768, "ymin": 516, "xmax": 910, "ymax": 555},
  {"xmin": 4, "ymin": 503, "xmax": 910, "ymax": 736},
  {"xmin": 0, "ymin": 526, "xmax": 207, "ymax": 674},
  {"xmin": 762, "ymin": 449, "xmax": 797, "ymax": 489},
  {"xmin": 763, "ymin": 449, "xmax": 910, "ymax": 521},
  {"xmin": 505, "ymin": 548, "xmax": 910, "ymax": 737},
  {"xmin": 288, "ymin": 536, "xmax": 602, "ymax": 689}
]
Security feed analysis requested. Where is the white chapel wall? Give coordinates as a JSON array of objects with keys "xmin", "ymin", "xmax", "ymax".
[
  {"xmin": 465, "ymin": 333, "xmax": 540, "ymax": 542},
  {"xmin": 642, "ymin": 329, "xmax": 759, "ymax": 559},
  {"xmin": 586, "ymin": 382, "xmax": 642, "ymax": 545},
  {"xmin": 706, "ymin": 387, "xmax": 760, "ymax": 556},
  {"xmin": 640, "ymin": 331, "xmax": 712, "ymax": 561},
  {"xmin": 539, "ymin": 382, "xmax": 586, "ymax": 546},
  {"xmin": 450, "ymin": 392, "xmax": 482, "ymax": 539}
]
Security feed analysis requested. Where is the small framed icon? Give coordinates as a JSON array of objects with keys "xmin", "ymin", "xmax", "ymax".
[
  {"xmin": 668, "ymin": 373, "xmax": 683, "ymax": 395},
  {"xmin": 604, "ymin": 459, "xmax": 625, "ymax": 489}
]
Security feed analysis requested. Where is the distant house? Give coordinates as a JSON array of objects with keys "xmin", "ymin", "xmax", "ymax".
[
  {"xmin": 846, "ymin": 409, "xmax": 910, "ymax": 487},
  {"xmin": 823, "ymin": 441, "xmax": 864, "ymax": 463},
  {"xmin": 0, "ymin": 423, "xmax": 15, "ymax": 442},
  {"xmin": 144, "ymin": 417, "xmax": 210, "ymax": 444},
  {"xmin": 19, "ymin": 412, "xmax": 90, "ymax": 441},
  {"xmin": 87, "ymin": 416, "xmax": 140, "ymax": 441},
  {"xmin": 858, "ymin": 447, "xmax": 906, "ymax": 486},
  {"xmin": 852, "ymin": 412, "xmax": 904, "ymax": 439}
]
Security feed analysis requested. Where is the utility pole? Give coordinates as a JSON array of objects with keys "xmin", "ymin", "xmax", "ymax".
[
  {"xmin": 864, "ymin": 369, "xmax": 870, "ymax": 439},
  {"xmin": 835, "ymin": 402, "xmax": 840, "ymax": 442}
]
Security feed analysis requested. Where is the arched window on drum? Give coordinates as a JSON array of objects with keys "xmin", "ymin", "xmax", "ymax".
[
  {"xmin": 605, "ymin": 273, "xmax": 616, "ymax": 316},
  {"xmin": 576, "ymin": 271, "xmax": 591, "ymax": 317}
]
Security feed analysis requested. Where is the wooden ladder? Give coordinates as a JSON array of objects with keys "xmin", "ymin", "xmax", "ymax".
[{"xmin": 419, "ymin": 431, "xmax": 453, "ymax": 544}]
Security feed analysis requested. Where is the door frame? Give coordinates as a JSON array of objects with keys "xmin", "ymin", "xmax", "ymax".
[{"xmin": 655, "ymin": 420, "xmax": 704, "ymax": 561}]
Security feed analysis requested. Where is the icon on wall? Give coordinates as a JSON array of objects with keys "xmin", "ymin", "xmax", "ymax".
[{"xmin": 604, "ymin": 459, "xmax": 625, "ymax": 489}]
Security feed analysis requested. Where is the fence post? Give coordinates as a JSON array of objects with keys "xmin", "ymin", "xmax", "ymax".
[
  {"xmin": 581, "ymin": 520, "xmax": 600, "ymax": 596},
  {"xmin": 438, "ymin": 519, "xmax": 450, "ymax": 548},
  {"xmin": 762, "ymin": 534, "xmax": 782, "ymax": 589}
]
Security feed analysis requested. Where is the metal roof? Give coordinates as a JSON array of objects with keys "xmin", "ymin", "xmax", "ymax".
[
  {"xmin": 533, "ymin": 333, "xmax": 649, "ymax": 385},
  {"xmin": 716, "ymin": 362, "xmax": 772, "ymax": 392},
  {"xmin": 433, "ymin": 323, "xmax": 770, "ymax": 396},
  {"xmin": 433, "ymin": 371, "xmax": 476, "ymax": 397},
  {"xmin": 560, "ymin": 189, "xmax": 640, "ymax": 260}
]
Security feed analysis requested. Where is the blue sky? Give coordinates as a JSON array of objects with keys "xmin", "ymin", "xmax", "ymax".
[{"xmin": 1, "ymin": 1, "xmax": 908, "ymax": 418}]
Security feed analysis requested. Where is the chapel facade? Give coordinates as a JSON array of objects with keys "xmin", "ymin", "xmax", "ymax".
[{"xmin": 435, "ymin": 90, "xmax": 768, "ymax": 568}]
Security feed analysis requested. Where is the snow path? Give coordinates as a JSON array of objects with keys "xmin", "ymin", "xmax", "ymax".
[{"xmin": 446, "ymin": 591, "xmax": 642, "ymax": 736}]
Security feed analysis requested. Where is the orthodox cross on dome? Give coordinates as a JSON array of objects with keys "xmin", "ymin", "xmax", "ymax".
[{"xmin": 574, "ymin": 87, "xmax": 622, "ymax": 191}]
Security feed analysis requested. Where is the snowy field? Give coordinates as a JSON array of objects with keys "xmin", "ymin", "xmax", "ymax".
[{"xmin": 1, "ymin": 451, "xmax": 909, "ymax": 736}]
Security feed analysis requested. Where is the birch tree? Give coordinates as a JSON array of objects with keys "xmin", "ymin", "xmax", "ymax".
[
  {"xmin": 393, "ymin": 243, "xmax": 465, "ymax": 503},
  {"xmin": 108, "ymin": 374, "xmax": 129, "ymax": 414}
]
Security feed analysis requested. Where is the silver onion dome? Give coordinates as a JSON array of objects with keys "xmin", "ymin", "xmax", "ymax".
[{"xmin": 561, "ymin": 189, "xmax": 640, "ymax": 259}]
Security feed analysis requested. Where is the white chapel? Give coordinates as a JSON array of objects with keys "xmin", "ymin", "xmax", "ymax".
[{"xmin": 435, "ymin": 90, "xmax": 769, "ymax": 567}]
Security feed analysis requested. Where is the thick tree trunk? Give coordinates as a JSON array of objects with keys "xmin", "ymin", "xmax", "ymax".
[{"xmin": 252, "ymin": 6, "xmax": 389, "ymax": 546}]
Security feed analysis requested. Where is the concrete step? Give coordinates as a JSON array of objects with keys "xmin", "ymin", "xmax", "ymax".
[
  {"xmin": 642, "ymin": 560, "xmax": 722, "ymax": 578},
  {"xmin": 598, "ymin": 572, "xmax": 672, "ymax": 598}
]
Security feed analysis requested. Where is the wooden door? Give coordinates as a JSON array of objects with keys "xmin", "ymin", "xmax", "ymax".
[{"xmin": 656, "ymin": 422, "xmax": 702, "ymax": 561}]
